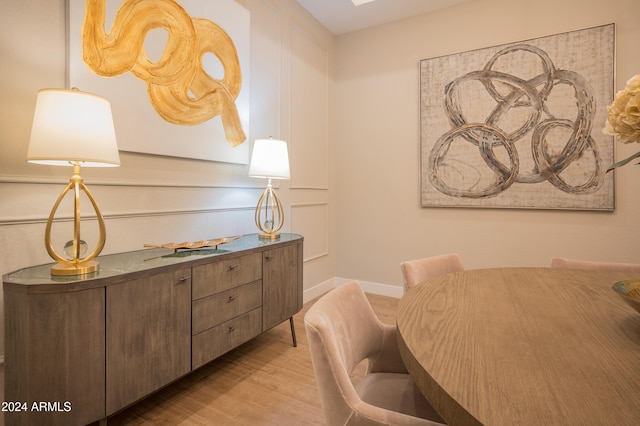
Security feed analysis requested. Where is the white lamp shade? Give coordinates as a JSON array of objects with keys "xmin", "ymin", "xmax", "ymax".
[
  {"xmin": 248, "ymin": 138, "xmax": 290, "ymax": 179},
  {"xmin": 27, "ymin": 88, "xmax": 120, "ymax": 167}
]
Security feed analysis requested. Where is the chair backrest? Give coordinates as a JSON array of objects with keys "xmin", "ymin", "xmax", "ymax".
[
  {"xmin": 400, "ymin": 254, "xmax": 464, "ymax": 292},
  {"xmin": 304, "ymin": 281, "xmax": 386, "ymax": 425},
  {"xmin": 305, "ymin": 281, "xmax": 445, "ymax": 425},
  {"xmin": 550, "ymin": 257, "xmax": 640, "ymax": 273}
]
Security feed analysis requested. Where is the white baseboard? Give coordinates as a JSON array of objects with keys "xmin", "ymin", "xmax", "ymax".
[
  {"xmin": 303, "ymin": 278, "xmax": 336, "ymax": 303},
  {"xmin": 303, "ymin": 277, "xmax": 403, "ymax": 304},
  {"xmin": 342, "ymin": 278, "xmax": 403, "ymax": 299}
]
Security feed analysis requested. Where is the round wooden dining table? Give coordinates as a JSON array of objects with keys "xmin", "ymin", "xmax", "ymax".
[{"xmin": 396, "ymin": 267, "xmax": 640, "ymax": 426}]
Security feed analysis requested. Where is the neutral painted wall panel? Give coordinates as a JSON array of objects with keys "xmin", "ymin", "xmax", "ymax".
[
  {"xmin": 290, "ymin": 25, "xmax": 329, "ymax": 189},
  {"xmin": 249, "ymin": 0, "xmax": 282, "ymax": 140},
  {"xmin": 291, "ymin": 202, "xmax": 329, "ymax": 262}
]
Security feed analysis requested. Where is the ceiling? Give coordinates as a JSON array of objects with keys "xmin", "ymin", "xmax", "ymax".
[{"xmin": 295, "ymin": 0, "xmax": 474, "ymax": 35}]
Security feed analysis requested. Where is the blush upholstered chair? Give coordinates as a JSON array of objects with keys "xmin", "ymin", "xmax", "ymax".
[
  {"xmin": 400, "ymin": 254, "xmax": 464, "ymax": 293},
  {"xmin": 304, "ymin": 281, "xmax": 445, "ymax": 426},
  {"xmin": 550, "ymin": 257, "xmax": 640, "ymax": 273}
]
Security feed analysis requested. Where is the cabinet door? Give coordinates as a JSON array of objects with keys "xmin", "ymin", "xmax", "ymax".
[
  {"xmin": 106, "ymin": 268, "xmax": 191, "ymax": 415},
  {"xmin": 262, "ymin": 243, "xmax": 302, "ymax": 331},
  {"xmin": 4, "ymin": 287, "xmax": 105, "ymax": 426}
]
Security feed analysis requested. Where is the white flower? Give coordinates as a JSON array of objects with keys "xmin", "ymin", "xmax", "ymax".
[
  {"xmin": 604, "ymin": 74, "xmax": 640, "ymax": 171},
  {"xmin": 604, "ymin": 74, "xmax": 640, "ymax": 142}
]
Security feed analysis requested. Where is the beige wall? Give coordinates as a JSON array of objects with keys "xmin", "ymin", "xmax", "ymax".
[
  {"xmin": 334, "ymin": 0, "xmax": 640, "ymax": 290},
  {"xmin": 0, "ymin": 0, "xmax": 335, "ymax": 358}
]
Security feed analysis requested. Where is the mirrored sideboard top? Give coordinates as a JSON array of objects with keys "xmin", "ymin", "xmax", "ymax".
[{"xmin": 3, "ymin": 233, "xmax": 303, "ymax": 290}]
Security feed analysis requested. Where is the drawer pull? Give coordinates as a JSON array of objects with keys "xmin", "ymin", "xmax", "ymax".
[
  {"xmin": 178, "ymin": 276, "xmax": 190, "ymax": 282},
  {"xmin": 228, "ymin": 294, "xmax": 237, "ymax": 301},
  {"xmin": 228, "ymin": 264, "xmax": 238, "ymax": 270},
  {"xmin": 228, "ymin": 325, "xmax": 236, "ymax": 332}
]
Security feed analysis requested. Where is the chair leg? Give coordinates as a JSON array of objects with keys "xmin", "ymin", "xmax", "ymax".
[{"xmin": 289, "ymin": 316, "xmax": 297, "ymax": 347}]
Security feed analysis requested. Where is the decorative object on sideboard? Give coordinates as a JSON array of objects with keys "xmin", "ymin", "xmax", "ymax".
[
  {"xmin": 604, "ymin": 73, "xmax": 640, "ymax": 171},
  {"xmin": 27, "ymin": 88, "xmax": 120, "ymax": 276},
  {"xmin": 144, "ymin": 234, "xmax": 243, "ymax": 253},
  {"xmin": 249, "ymin": 138, "xmax": 290, "ymax": 239}
]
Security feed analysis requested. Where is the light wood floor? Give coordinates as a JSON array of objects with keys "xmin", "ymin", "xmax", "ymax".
[
  {"xmin": 0, "ymin": 291, "xmax": 399, "ymax": 426},
  {"xmin": 106, "ymin": 292, "xmax": 399, "ymax": 425}
]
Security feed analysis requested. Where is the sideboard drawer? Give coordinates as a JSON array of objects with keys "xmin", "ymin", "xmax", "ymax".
[
  {"xmin": 192, "ymin": 280, "xmax": 262, "ymax": 335},
  {"xmin": 192, "ymin": 253, "xmax": 262, "ymax": 300},
  {"xmin": 192, "ymin": 307, "xmax": 262, "ymax": 369}
]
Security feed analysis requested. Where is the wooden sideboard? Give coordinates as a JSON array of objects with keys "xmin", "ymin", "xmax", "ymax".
[{"xmin": 3, "ymin": 233, "xmax": 303, "ymax": 426}]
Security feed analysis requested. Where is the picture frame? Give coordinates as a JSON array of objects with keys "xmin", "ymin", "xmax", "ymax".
[
  {"xmin": 420, "ymin": 24, "xmax": 615, "ymax": 210},
  {"xmin": 67, "ymin": 0, "xmax": 251, "ymax": 164}
]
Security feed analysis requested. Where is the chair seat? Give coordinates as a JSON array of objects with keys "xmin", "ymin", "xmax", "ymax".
[{"xmin": 355, "ymin": 373, "xmax": 444, "ymax": 423}]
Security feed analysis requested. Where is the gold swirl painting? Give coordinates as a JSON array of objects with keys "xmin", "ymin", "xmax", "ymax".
[{"xmin": 68, "ymin": 0, "xmax": 250, "ymax": 163}]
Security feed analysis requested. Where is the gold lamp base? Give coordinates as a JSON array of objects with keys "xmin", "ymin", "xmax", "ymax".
[
  {"xmin": 51, "ymin": 260, "xmax": 100, "ymax": 276},
  {"xmin": 254, "ymin": 180, "xmax": 285, "ymax": 240},
  {"xmin": 258, "ymin": 233, "xmax": 281, "ymax": 240},
  {"xmin": 44, "ymin": 162, "xmax": 108, "ymax": 277}
]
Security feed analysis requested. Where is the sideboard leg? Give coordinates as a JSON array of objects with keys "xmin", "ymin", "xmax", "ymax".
[{"xmin": 289, "ymin": 316, "xmax": 297, "ymax": 347}]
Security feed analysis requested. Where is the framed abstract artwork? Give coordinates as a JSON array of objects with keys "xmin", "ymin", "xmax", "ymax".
[
  {"xmin": 420, "ymin": 24, "xmax": 615, "ymax": 210},
  {"xmin": 67, "ymin": 0, "xmax": 250, "ymax": 164}
]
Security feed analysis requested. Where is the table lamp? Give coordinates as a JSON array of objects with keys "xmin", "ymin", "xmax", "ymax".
[
  {"xmin": 248, "ymin": 138, "xmax": 290, "ymax": 239},
  {"xmin": 27, "ymin": 88, "xmax": 120, "ymax": 276}
]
